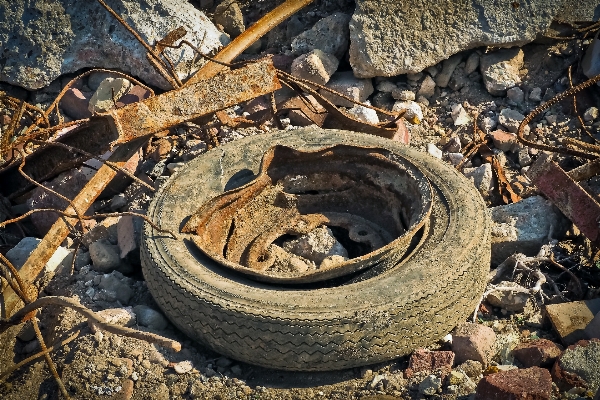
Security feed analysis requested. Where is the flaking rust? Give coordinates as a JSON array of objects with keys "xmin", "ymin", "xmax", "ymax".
[{"xmin": 104, "ymin": 58, "xmax": 281, "ymax": 145}]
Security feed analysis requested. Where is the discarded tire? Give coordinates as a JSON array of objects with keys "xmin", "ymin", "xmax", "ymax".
[{"xmin": 141, "ymin": 128, "xmax": 491, "ymax": 371}]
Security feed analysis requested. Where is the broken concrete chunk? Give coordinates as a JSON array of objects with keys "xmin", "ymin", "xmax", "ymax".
[
  {"xmin": 0, "ymin": 0, "xmax": 228, "ymax": 90},
  {"xmin": 133, "ymin": 305, "xmax": 169, "ymax": 330},
  {"xmin": 498, "ymin": 108, "xmax": 526, "ymax": 134},
  {"xmin": 88, "ymin": 77, "xmax": 132, "ymax": 114},
  {"xmin": 551, "ymin": 339, "xmax": 600, "ymax": 392},
  {"xmin": 348, "ymin": 0, "xmax": 559, "ymax": 78},
  {"xmin": 490, "ymin": 130, "xmax": 518, "ymax": 153},
  {"xmin": 546, "ymin": 299, "xmax": 600, "ymax": 345},
  {"xmin": 480, "ymin": 48, "xmax": 525, "ymax": 96},
  {"xmin": 489, "ymin": 195, "xmax": 569, "ymax": 266},
  {"xmin": 320, "ymin": 71, "xmax": 374, "ymax": 107},
  {"xmin": 451, "ymin": 103, "xmax": 471, "ymax": 126},
  {"xmin": 6, "ymin": 237, "xmax": 73, "ymax": 273},
  {"xmin": 463, "ymin": 163, "xmax": 494, "ymax": 197},
  {"xmin": 291, "ymin": 12, "xmax": 351, "ymax": 59},
  {"xmin": 347, "ymin": 101, "xmax": 379, "ymax": 124},
  {"xmin": 291, "ymin": 49, "xmax": 339, "ymax": 85},
  {"xmin": 392, "ymin": 100, "xmax": 423, "ymax": 124}
]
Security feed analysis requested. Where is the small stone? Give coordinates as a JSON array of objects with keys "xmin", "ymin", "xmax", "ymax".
[
  {"xmin": 447, "ymin": 152, "xmax": 464, "ymax": 165},
  {"xmin": 320, "ymin": 71, "xmax": 374, "ymax": 107},
  {"xmin": 88, "ymin": 77, "xmax": 132, "ymax": 113},
  {"xmin": 582, "ymin": 33, "xmax": 600, "ymax": 81},
  {"xmin": 448, "ymin": 370, "xmax": 465, "ymax": 386},
  {"xmin": 133, "ymin": 305, "xmax": 169, "ymax": 331},
  {"xmin": 60, "ymin": 88, "xmax": 92, "ymax": 120},
  {"xmin": 485, "ymin": 281, "xmax": 530, "ymax": 312},
  {"xmin": 290, "ymin": 49, "xmax": 339, "ymax": 85},
  {"xmin": 282, "ymin": 226, "xmax": 348, "ymax": 265},
  {"xmin": 110, "ymin": 194, "xmax": 127, "ymax": 211},
  {"xmin": 291, "ymin": 12, "xmax": 351, "ymax": 59},
  {"xmin": 347, "ymin": 101, "xmax": 379, "ymax": 124},
  {"xmin": 17, "ymin": 319, "xmax": 38, "ymax": 342},
  {"xmin": 458, "ymin": 360, "xmax": 483, "ymax": 379},
  {"xmin": 480, "ymin": 48, "xmax": 524, "ymax": 96},
  {"xmin": 89, "ymin": 240, "xmax": 121, "ymax": 273},
  {"xmin": 216, "ymin": 357, "xmax": 233, "ymax": 368},
  {"xmin": 214, "ymin": 0, "xmax": 245, "ymax": 37},
  {"xmin": 544, "ymin": 115, "xmax": 557, "ymax": 126},
  {"xmin": 452, "ymin": 322, "xmax": 497, "ymax": 366},
  {"xmin": 435, "ymin": 54, "xmax": 463, "ymax": 88},
  {"xmin": 463, "ymin": 163, "xmax": 494, "ymax": 196},
  {"xmin": 369, "ymin": 374, "xmax": 386, "ymax": 389},
  {"xmin": 416, "ymin": 75, "xmax": 436, "ymax": 99},
  {"xmin": 551, "ymin": 339, "xmax": 600, "ymax": 392},
  {"xmin": 174, "ymin": 360, "xmax": 193, "ymax": 374},
  {"xmin": 498, "ymin": 108, "xmax": 526, "ymax": 133},
  {"xmin": 406, "ymin": 72, "xmax": 423, "ymax": 81},
  {"xmin": 545, "ymin": 299, "xmax": 600, "ymax": 345},
  {"xmin": 451, "ymin": 103, "xmax": 471, "ymax": 126},
  {"xmin": 230, "ymin": 365, "xmax": 242, "ymax": 376},
  {"xmin": 419, "ymin": 374, "xmax": 442, "ymax": 396},
  {"xmin": 584, "ymin": 107, "xmax": 599, "ymax": 122},
  {"xmin": 518, "ymin": 148, "xmax": 533, "ymax": 167},
  {"xmin": 507, "ymin": 87, "xmax": 525, "ymax": 104},
  {"xmin": 464, "ymin": 52, "xmax": 480, "ymax": 75},
  {"xmin": 490, "ymin": 130, "xmax": 518, "ymax": 152},
  {"xmin": 166, "ymin": 162, "xmax": 186, "ymax": 174},
  {"xmin": 443, "ymin": 137, "xmax": 461, "ymax": 153},
  {"xmin": 529, "ymin": 87, "xmax": 542, "ymax": 102},
  {"xmin": 182, "ymin": 139, "xmax": 208, "ymax": 161},
  {"xmin": 93, "ymin": 307, "xmax": 136, "ymax": 328},
  {"xmin": 475, "ymin": 367, "xmax": 552, "ymax": 400},
  {"xmin": 7, "ymin": 237, "xmax": 73, "ymax": 273},
  {"xmin": 406, "ymin": 349, "xmax": 454, "ymax": 377},
  {"xmin": 512, "ymin": 339, "xmax": 563, "ymax": 368},
  {"xmin": 391, "ymin": 89, "xmax": 416, "ymax": 101},
  {"xmin": 480, "ymin": 116, "xmax": 497, "ymax": 132},
  {"xmin": 427, "ymin": 143, "xmax": 443, "ymax": 159},
  {"xmin": 98, "ymin": 273, "xmax": 133, "ymax": 304},
  {"xmin": 376, "ymin": 80, "xmax": 396, "ymax": 93},
  {"xmin": 392, "ymin": 100, "xmax": 423, "ymax": 124}
]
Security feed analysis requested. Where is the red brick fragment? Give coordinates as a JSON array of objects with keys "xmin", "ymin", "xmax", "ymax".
[
  {"xmin": 512, "ymin": 339, "xmax": 563, "ymax": 368},
  {"xmin": 475, "ymin": 367, "xmax": 552, "ymax": 400}
]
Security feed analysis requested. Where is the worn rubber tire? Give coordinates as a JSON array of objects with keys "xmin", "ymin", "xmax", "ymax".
[{"xmin": 141, "ymin": 128, "xmax": 491, "ymax": 371}]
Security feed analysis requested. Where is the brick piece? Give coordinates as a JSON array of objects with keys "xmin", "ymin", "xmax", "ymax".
[
  {"xmin": 405, "ymin": 348, "xmax": 455, "ymax": 378},
  {"xmin": 511, "ymin": 339, "xmax": 563, "ymax": 368},
  {"xmin": 452, "ymin": 322, "xmax": 497, "ymax": 366},
  {"xmin": 475, "ymin": 367, "xmax": 552, "ymax": 400}
]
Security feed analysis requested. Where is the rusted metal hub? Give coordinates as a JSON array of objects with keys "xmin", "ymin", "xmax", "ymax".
[{"xmin": 182, "ymin": 144, "xmax": 432, "ymax": 283}]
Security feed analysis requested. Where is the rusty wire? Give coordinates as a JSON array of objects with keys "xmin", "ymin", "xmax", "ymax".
[{"xmin": 517, "ymin": 73, "xmax": 600, "ymax": 158}]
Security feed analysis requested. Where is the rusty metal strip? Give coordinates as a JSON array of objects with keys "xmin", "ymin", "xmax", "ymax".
[
  {"xmin": 105, "ymin": 59, "xmax": 280, "ymax": 144},
  {"xmin": 0, "ymin": 138, "xmax": 147, "ymax": 319},
  {"xmin": 527, "ymin": 153, "xmax": 600, "ymax": 245}
]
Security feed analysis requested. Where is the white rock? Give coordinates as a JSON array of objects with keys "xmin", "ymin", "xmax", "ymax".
[
  {"xmin": 427, "ymin": 143, "xmax": 443, "ymax": 159},
  {"xmin": 174, "ymin": 360, "xmax": 193, "ymax": 374},
  {"xmin": 584, "ymin": 107, "xmax": 599, "ymax": 122},
  {"xmin": 290, "ymin": 49, "xmax": 339, "ymax": 85},
  {"xmin": 6, "ymin": 237, "xmax": 73, "ymax": 273},
  {"xmin": 417, "ymin": 75, "xmax": 436, "ymax": 98},
  {"xmin": 89, "ymin": 78, "xmax": 132, "ymax": 113},
  {"xmin": 451, "ymin": 104, "xmax": 471, "ymax": 126},
  {"xmin": 392, "ymin": 100, "xmax": 423, "ymax": 124},
  {"xmin": 347, "ymin": 101, "xmax": 379, "ymax": 124},
  {"xmin": 282, "ymin": 226, "xmax": 348, "ymax": 265}
]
